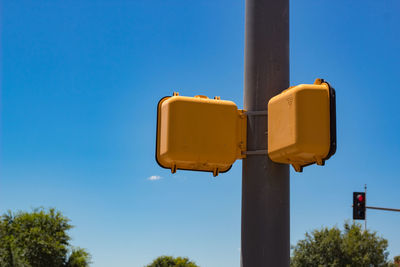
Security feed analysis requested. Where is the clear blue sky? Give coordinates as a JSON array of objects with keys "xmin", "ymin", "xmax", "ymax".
[{"xmin": 1, "ymin": 0, "xmax": 400, "ymax": 266}]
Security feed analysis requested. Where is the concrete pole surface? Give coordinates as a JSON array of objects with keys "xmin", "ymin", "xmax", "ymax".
[{"xmin": 241, "ymin": 0, "xmax": 290, "ymax": 266}]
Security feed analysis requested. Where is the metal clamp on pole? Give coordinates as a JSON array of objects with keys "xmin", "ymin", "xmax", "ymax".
[
  {"xmin": 243, "ymin": 111, "xmax": 268, "ymax": 157},
  {"xmin": 245, "ymin": 110, "xmax": 268, "ymax": 116},
  {"xmin": 243, "ymin": 150, "xmax": 268, "ymax": 156}
]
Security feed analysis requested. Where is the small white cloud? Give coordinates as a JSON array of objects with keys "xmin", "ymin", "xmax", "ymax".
[{"xmin": 147, "ymin": 175, "xmax": 162, "ymax": 181}]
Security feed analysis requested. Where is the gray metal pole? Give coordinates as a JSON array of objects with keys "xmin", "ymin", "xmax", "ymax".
[
  {"xmin": 366, "ymin": 206, "xmax": 400, "ymax": 212},
  {"xmin": 365, "ymin": 184, "xmax": 367, "ymax": 230},
  {"xmin": 241, "ymin": 0, "xmax": 290, "ymax": 265}
]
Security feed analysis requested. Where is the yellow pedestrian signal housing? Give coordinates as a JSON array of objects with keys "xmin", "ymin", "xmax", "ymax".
[
  {"xmin": 268, "ymin": 79, "xmax": 336, "ymax": 172},
  {"xmin": 156, "ymin": 93, "xmax": 247, "ymax": 176}
]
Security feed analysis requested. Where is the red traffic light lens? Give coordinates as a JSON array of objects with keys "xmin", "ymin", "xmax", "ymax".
[{"xmin": 357, "ymin": 195, "xmax": 364, "ymax": 202}]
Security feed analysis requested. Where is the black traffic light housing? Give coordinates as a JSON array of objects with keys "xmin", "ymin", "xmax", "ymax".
[{"xmin": 353, "ymin": 192, "xmax": 366, "ymax": 220}]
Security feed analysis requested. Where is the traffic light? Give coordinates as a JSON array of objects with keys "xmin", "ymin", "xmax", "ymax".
[
  {"xmin": 353, "ymin": 192, "xmax": 366, "ymax": 220},
  {"xmin": 156, "ymin": 93, "xmax": 247, "ymax": 176},
  {"xmin": 267, "ymin": 78, "xmax": 336, "ymax": 172}
]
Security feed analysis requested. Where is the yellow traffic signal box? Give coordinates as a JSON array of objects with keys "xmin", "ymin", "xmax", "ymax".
[
  {"xmin": 156, "ymin": 93, "xmax": 247, "ymax": 176},
  {"xmin": 268, "ymin": 79, "xmax": 336, "ymax": 172}
]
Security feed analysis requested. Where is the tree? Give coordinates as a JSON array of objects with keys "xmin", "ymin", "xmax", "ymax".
[
  {"xmin": 0, "ymin": 208, "xmax": 91, "ymax": 267},
  {"xmin": 291, "ymin": 222, "xmax": 392, "ymax": 267},
  {"xmin": 145, "ymin": 256, "xmax": 199, "ymax": 267},
  {"xmin": 394, "ymin": 255, "xmax": 400, "ymax": 267},
  {"xmin": 66, "ymin": 248, "xmax": 92, "ymax": 267}
]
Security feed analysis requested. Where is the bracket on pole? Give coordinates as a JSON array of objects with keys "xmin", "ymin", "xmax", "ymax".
[
  {"xmin": 245, "ymin": 110, "xmax": 268, "ymax": 116},
  {"xmin": 242, "ymin": 111, "xmax": 268, "ymax": 156},
  {"xmin": 243, "ymin": 149, "xmax": 268, "ymax": 156}
]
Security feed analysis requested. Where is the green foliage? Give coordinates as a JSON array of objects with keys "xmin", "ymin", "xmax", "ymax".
[
  {"xmin": 0, "ymin": 208, "xmax": 91, "ymax": 267},
  {"xmin": 66, "ymin": 248, "xmax": 92, "ymax": 267},
  {"xmin": 393, "ymin": 255, "xmax": 400, "ymax": 267},
  {"xmin": 145, "ymin": 255, "xmax": 199, "ymax": 267},
  {"xmin": 291, "ymin": 222, "xmax": 391, "ymax": 267}
]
